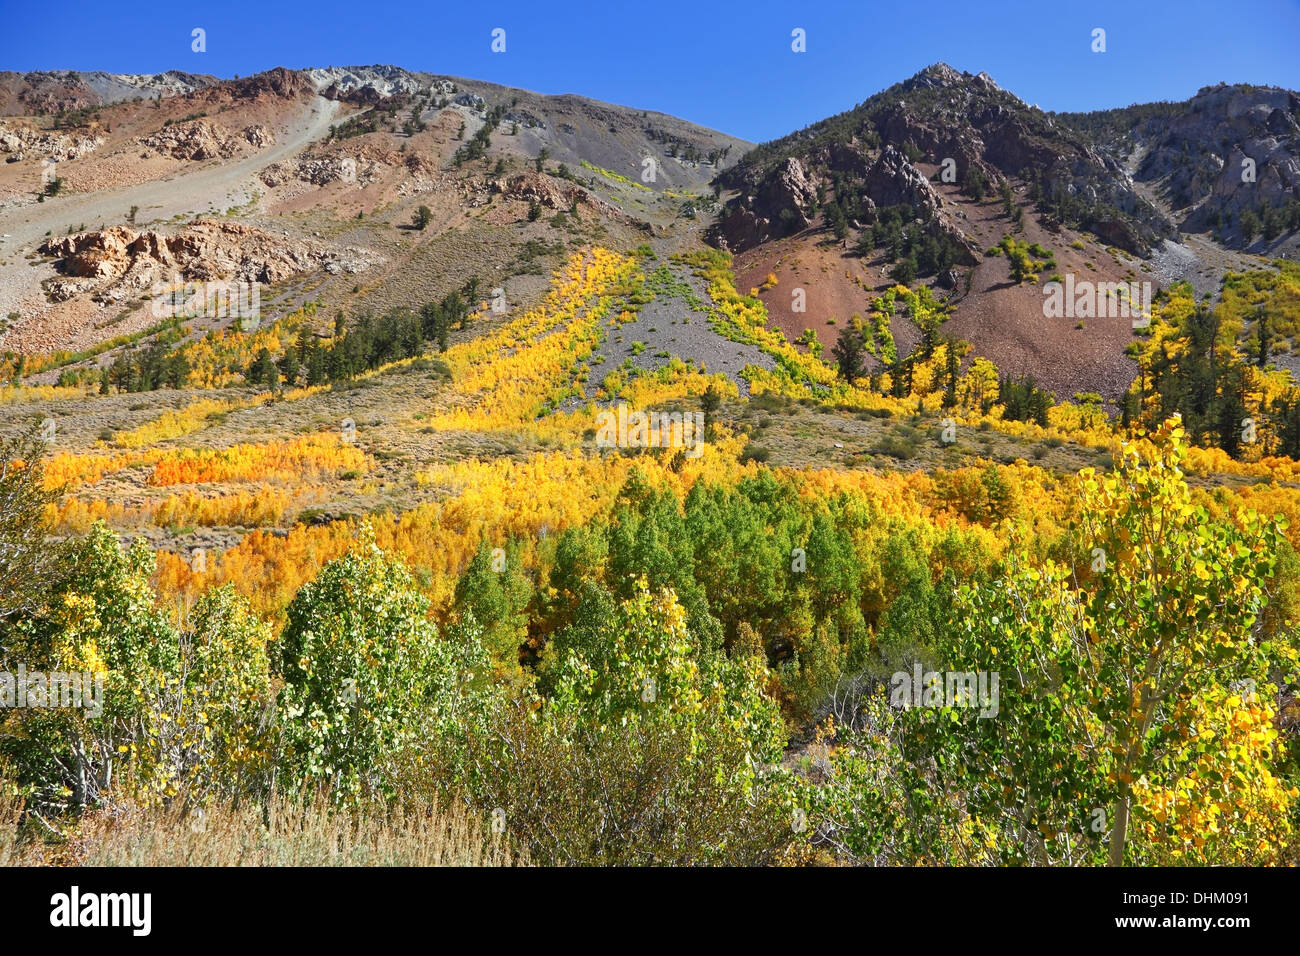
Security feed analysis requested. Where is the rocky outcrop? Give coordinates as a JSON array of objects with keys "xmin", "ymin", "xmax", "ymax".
[
  {"xmin": 306, "ymin": 65, "xmax": 424, "ymax": 99},
  {"xmin": 505, "ymin": 109, "xmax": 546, "ymax": 131},
  {"xmin": 0, "ymin": 121, "xmax": 103, "ymax": 161},
  {"xmin": 709, "ymin": 157, "xmax": 817, "ymax": 252},
  {"xmin": 260, "ymin": 153, "xmax": 379, "ymax": 188},
  {"xmin": 709, "ymin": 62, "xmax": 1172, "ymax": 257},
  {"xmin": 224, "ymin": 67, "xmax": 313, "ymax": 102},
  {"xmin": 486, "ymin": 172, "xmax": 651, "ymax": 230},
  {"xmin": 1131, "ymin": 84, "xmax": 1300, "ymax": 241},
  {"xmin": 243, "ymin": 124, "xmax": 274, "ymax": 148},
  {"xmin": 709, "ymin": 136, "xmax": 977, "ymax": 260},
  {"xmin": 137, "ymin": 120, "xmax": 271, "ymax": 161},
  {"xmin": 38, "ymin": 221, "xmax": 380, "ymax": 304},
  {"xmin": 864, "ymin": 145, "xmax": 941, "ymax": 218}
]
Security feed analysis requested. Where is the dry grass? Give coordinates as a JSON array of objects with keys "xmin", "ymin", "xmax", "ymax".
[{"xmin": 2, "ymin": 793, "xmax": 525, "ymax": 867}]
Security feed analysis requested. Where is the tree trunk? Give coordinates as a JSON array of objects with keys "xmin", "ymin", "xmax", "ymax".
[{"xmin": 1109, "ymin": 781, "xmax": 1130, "ymax": 866}]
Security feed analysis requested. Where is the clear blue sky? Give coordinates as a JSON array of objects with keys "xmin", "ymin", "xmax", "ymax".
[{"xmin": 3, "ymin": 0, "xmax": 1298, "ymax": 143}]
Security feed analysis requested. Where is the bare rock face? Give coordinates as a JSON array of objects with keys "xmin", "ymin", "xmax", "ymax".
[
  {"xmin": 865, "ymin": 145, "xmax": 941, "ymax": 218},
  {"xmin": 709, "ymin": 157, "xmax": 817, "ymax": 252},
  {"xmin": 261, "ymin": 154, "xmax": 379, "ymax": 188},
  {"xmin": 504, "ymin": 109, "xmax": 546, "ymax": 131},
  {"xmin": 764, "ymin": 157, "xmax": 818, "ymax": 226},
  {"xmin": 1150, "ymin": 86, "xmax": 1300, "ymax": 240},
  {"xmin": 38, "ymin": 220, "xmax": 381, "ymax": 304},
  {"xmin": 242, "ymin": 124, "xmax": 274, "ymax": 148},
  {"xmin": 261, "ymin": 140, "xmax": 431, "ymax": 189},
  {"xmin": 306, "ymin": 65, "xmax": 424, "ymax": 99},
  {"xmin": 0, "ymin": 121, "xmax": 103, "ymax": 161},
  {"xmin": 1213, "ymin": 139, "xmax": 1300, "ymax": 210},
  {"xmin": 224, "ymin": 66, "xmax": 312, "ymax": 101},
  {"xmin": 492, "ymin": 172, "xmax": 572, "ymax": 208},
  {"xmin": 43, "ymin": 226, "xmax": 140, "ymax": 281},
  {"xmin": 846, "ymin": 145, "xmax": 978, "ymax": 264},
  {"xmin": 137, "ymin": 121, "xmax": 272, "ymax": 161},
  {"xmin": 137, "ymin": 120, "xmax": 237, "ymax": 160}
]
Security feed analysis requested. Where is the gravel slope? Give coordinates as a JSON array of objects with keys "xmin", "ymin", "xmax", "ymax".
[{"xmin": 0, "ymin": 96, "xmax": 339, "ymax": 251}]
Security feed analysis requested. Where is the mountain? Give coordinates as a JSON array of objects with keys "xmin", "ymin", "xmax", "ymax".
[
  {"xmin": 0, "ymin": 69, "xmax": 221, "ymax": 114},
  {"xmin": 712, "ymin": 62, "xmax": 1172, "ymax": 256},
  {"xmin": 0, "ymin": 65, "xmax": 748, "ymax": 354},
  {"xmin": 703, "ymin": 64, "xmax": 1300, "ymax": 401},
  {"xmin": 6, "ymin": 50, "xmax": 1300, "ymax": 876},
  {"xmin": 1057, "ymin": 82, "xmax": 1300, "ymax": 248},
  {"xmin": 1, "ymin": 63, "xmax": 1298, "ymax": 405}
]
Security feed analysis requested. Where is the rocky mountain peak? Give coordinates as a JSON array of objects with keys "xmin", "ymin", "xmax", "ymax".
[
  {"xmin": 304, "ymin": 65, "xmax": 425, "ymax": 99},
  {"xmin": 713, "ymin": 66, "xmax": 1169, "ymax": 256},
  {"xmin": 906, "ymin": 62, "xmax": 966, "ymax": 90}
]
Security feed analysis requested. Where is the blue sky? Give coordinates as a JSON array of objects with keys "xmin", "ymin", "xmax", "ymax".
[{"xmin": 3, "ymin": 0, "xmax": 1298, "ymax": 143}]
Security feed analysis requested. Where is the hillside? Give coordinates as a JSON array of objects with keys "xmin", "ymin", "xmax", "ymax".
[
  {"xmin": 2, "ymin": 57, "xmax": 1300, "ymax": 873},
  {"xmin": 0, "ymin": 65, "xmax": 747, "ymax": 357},
  {"xmin": 707, "ymin": 64, "xmax": 1300, "ymax": 402},
  {"xmin": 1057, "ymin": 82, "xmax": 1300, "ymax": 250}
]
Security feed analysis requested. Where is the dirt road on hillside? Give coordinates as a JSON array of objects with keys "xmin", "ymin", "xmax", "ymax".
[{"xmin": 0, "ymin": 96, "xmax": 340, "ymax": 252}]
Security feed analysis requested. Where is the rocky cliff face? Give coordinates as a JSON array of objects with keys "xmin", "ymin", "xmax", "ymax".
[
  {"xmin": 863, "ymin": 145, "xmax": 942, "ymax": 218},
  {"xmin": 0, "ymin": 70, "xmax": 219, "ymax": 115},
  {"xmin": 710, "ymin": 156, "xmax": 817, "ymax": 250},
  {"xmin": 1137, "ymin": 84, "xmax": 1300, "ymax": 237},
  {"xmin": 137, "ymin": 121, "xmax": 273, "ymax": 161},
  {"xmin": 710, "ymin": 63, "xmax": 1172, "ymax": 258},
  {"xmin": 0, "ymin": 121, "xmax": 103, "ymax": 161},
  {"xmin": 305, "ymin": 65, "xmax": 426, "ymax": 99},
  {"xmin": 1056, "ymin": 83, "xmax": 1300, "ymax": 248},
  {"xmin": 224, "ymin": 66, "xmax": 314, "ymax": 102},
  {"xmin": 38, "ymin": 221, "xmax": 379, "ymax": 304}
]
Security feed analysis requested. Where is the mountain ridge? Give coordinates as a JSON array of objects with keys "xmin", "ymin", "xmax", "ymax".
[{"xmin": 2, "ymin": 62, "xmax": 1298, "ymax": 406}]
